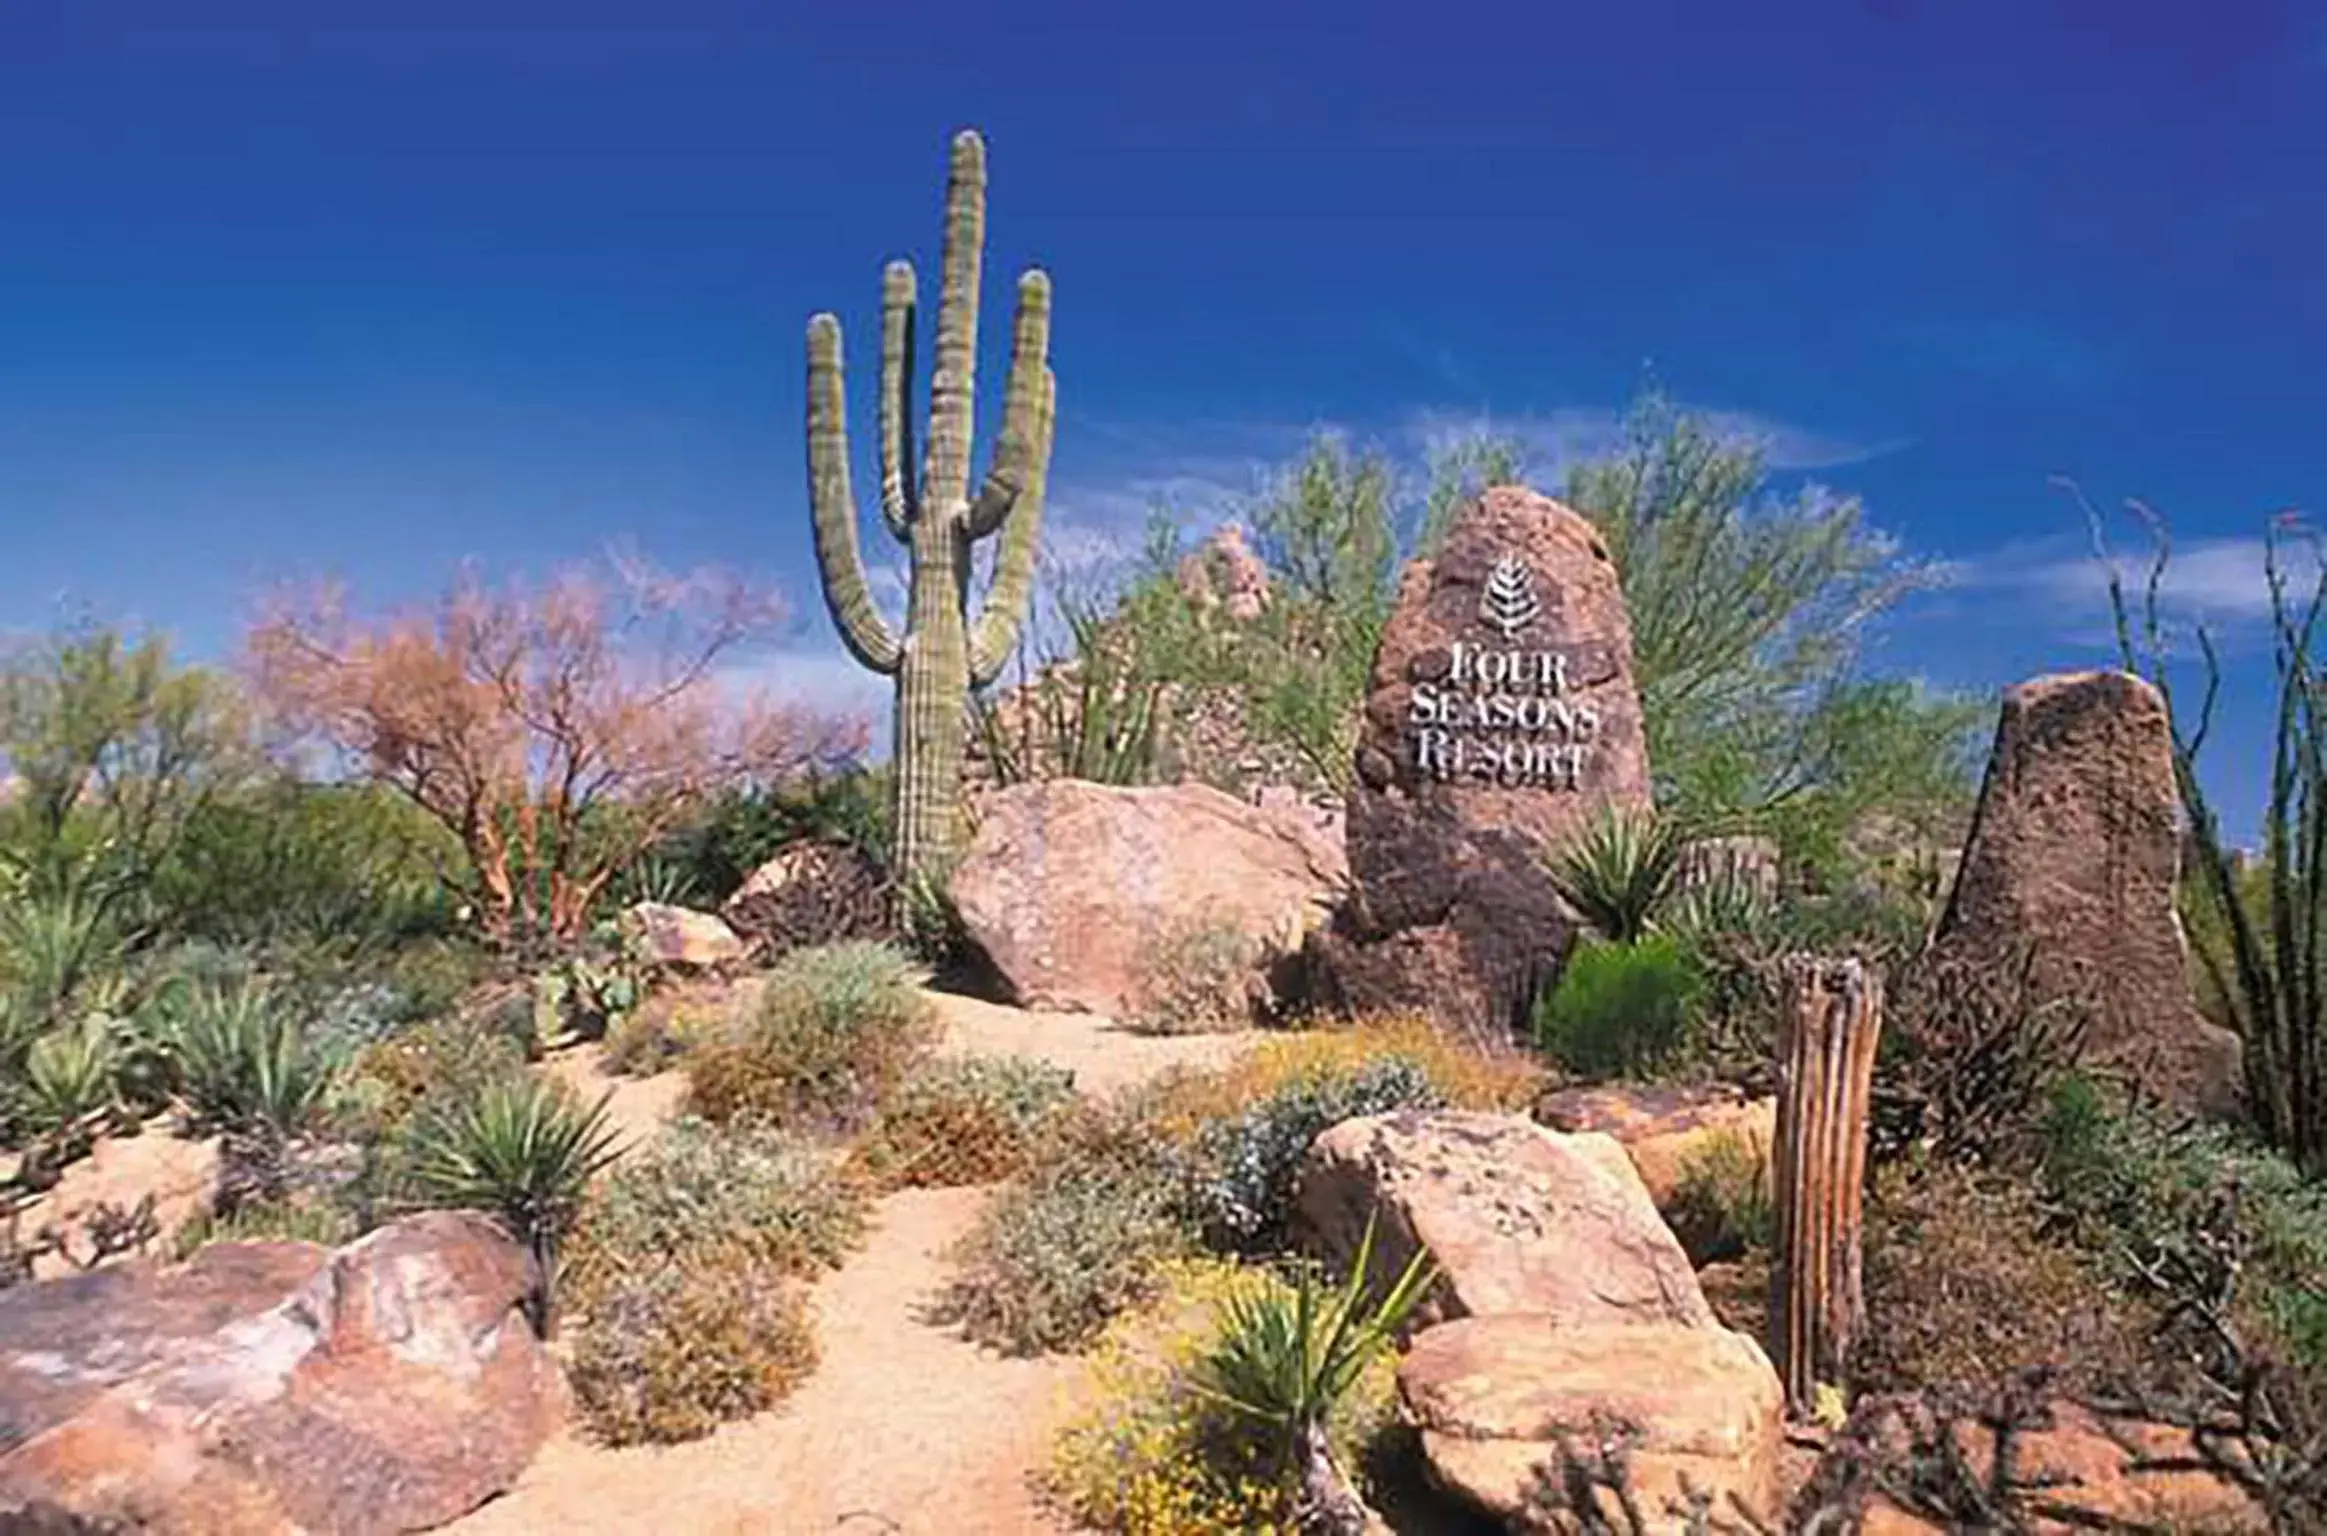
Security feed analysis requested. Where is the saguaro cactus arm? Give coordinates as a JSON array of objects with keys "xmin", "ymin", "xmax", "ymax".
[
  {"xmin": 878, "ymin": 261, "xmax": 918, "ymax": 541},
  {"xmin": 806, "ymin": 313, "xmax": 904, "ymax": 675},
  {"xmin": 969, "ymin": 363, "xmax": 1055, "ymax": 687},
  {"xmin": 968, "ymin": 270, "xmax": 1055, "ymax": 539},
  {"xmin": 922, "ymin": 129, "xmax": 987, "ymax": 516}
]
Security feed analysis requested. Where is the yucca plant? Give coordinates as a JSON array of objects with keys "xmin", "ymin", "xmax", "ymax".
[
  {"xmin": 1191, "ymin": 1214, "xmax": 1439, "ymax": 1536},
  {"xmin": 1547, "ymin": 807, "xmax": 1690, "ymax": 943},
  {"xmin": 407, "ymin": 1075, "xmax": 624, "ymax": 1331}
]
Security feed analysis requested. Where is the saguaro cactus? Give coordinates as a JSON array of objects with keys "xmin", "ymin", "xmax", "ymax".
[{"xmin": 805, "ymin": 129, "xmax": 1056, "ymax": 894}]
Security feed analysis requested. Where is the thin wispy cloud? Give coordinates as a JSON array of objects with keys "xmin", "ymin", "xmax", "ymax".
[
  {"xmin": 1948, "ymin": 529, "xmax": 2325, "ymax": 659},
  {"xmin": 1405, "ymin": 404, "xmax": 1910, "ymax": 479}
]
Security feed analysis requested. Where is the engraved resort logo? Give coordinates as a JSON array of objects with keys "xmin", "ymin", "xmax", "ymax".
[{"xmin": 1480, "ymin": 554, "xmax": 1541, "ymax": 639}]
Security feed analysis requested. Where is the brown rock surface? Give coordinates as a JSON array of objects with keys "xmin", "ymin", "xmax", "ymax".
[
  {"xmin": 1930, "ymin": 670, "xmax": 2242, "ymax": 1114},
  {"xmin": 1321, "ymin": 485, "xmax": 1652, "ymax": 1041},
  {"xmin": 1533, "ymin": 1081, "xmax": 1775, "ymax": 1212},
  {"xmin": 720, "ymin": 838, "xmax": 893, "ymax": 957},
  {"xmin": 1399, "ymin": 1317, "xmax": 1785, "ymax": 1533},
  {"xmin": 949, "ymin": 778, "xmax": 1346, "ymax": 1018},
  {"xmin": 1293, "ymin": 1109, "xmax": 1714, "ymax": 1333},
  {"xmin": 0, "ymin": 1211, "xmax": 561, "ymax": 1534},
  {"xmin": 1848, "ymin": 1397, "xmax": 2267, "ymax": 1534}
]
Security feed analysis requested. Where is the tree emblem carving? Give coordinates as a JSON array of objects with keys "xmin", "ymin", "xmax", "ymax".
[{"xmin": 1480, "ymin": 554, "xmax": 1542, "ymax": 639}]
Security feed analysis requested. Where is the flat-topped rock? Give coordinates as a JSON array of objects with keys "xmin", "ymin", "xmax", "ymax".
[
  {"xmin": 1292, "ymin": 1109, "xmax": 1714, "ymax": 1334},
  {"xmin": 1400, "ymin": 1317, "xmax": 1785, "ymax": 1533}
]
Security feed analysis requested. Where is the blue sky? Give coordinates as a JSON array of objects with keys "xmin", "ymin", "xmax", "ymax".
[{"xmin": 2, "ymin": 0, "xmax": 2322, "ymax": 830}]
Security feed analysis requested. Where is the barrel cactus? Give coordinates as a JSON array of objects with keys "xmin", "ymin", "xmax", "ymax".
[{"xmin": 804, "ymin": 128, "xmax": 1056, "ymax": 899}]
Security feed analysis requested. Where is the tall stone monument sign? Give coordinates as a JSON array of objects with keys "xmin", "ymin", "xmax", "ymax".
[{"xmin": 1314, "ymin": 485, "xmax": 1652, "ymax": 1041}]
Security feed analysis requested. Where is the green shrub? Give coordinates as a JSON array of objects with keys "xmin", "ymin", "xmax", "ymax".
[
  {"xmin": 1531, "ymin": 934, "xmax": 1703, "ymax": 1080},
  {"xmin": 938, "ymin": 1153, "xmax": 1192, "ymax": 1356},
  {"xmin": 341, "ymin": 1015, "xmax": 530, "ymax": 1136},
  {"xmin": 171, "ymin": 1195, "xmax": 356, "ymax": 1258},
  {"xmin": 600, "ymin": 1001, "xmax": 711, "ymax": 1078},
  {"xmin": 568, "ymin": 1251, "xmax": 819, "ymax": 1446},
  {"xmin": 683, "ymin": 941, "xmax": 935, "ymax": 1131},
  {"xmin": 858, "ymin": 1054, "xmax": 1079, "ymax": 1189},
  {"xmin": 1048, "ymin": 1244, "xmax": 1420, "ymax": 1536},
  {"xmin": 0, "ymin": 890, "xmax": 129, "ymax": 1050},
  {"xmin": 638, "ymin": 767, "xmax": 894, "ymax": 908},
  {"xmin": 1182, "ymin": 1057, "xmax": 1442, "ymax": 1255},
  {"xmin": 1193, "ymin": 1214, "xmax": 1437, "ymax": 1520},
  {"xmin": 572, "ymin": 1117, "xmax": 868, "ymax": 1287},
  {"xmin": 1857, "ymin": 1160, "xmax": 2149, "ymax": 1398},
  {"xmin": 375, "ymin": 937, "xmax": 493, "ymax": 1026},
  {"xmin": 561, "ymin": 1116, "xmax": 862, "ymax": 1447},
  {"xmin": 150, "ymin": 778, "xmax": 460, "ymax": 956},
  {"xmin": 2041, "ymin": 1074, "xmax": 2327, "ymax": 1372},
  {"xmin": 1664, "ymin": 1128, "xmax": 1775, "ymax": 1264},
  {"xmin": 21, "ymin": 1018, "xmax": 118, "ymax": 1142}
]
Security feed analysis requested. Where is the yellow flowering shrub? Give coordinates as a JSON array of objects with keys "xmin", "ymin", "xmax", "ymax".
[
  {"xmin": 1044, "ymin": 1257, "xmax": 1399, "ymax": 1536},
  {"xmin": 1135, "ymin": 1013, "xmax": 1544, "ymax": 1146}
]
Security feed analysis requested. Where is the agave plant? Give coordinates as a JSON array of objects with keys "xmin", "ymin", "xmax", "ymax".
[
  {"xmin": 23, "ymin": 1017, "xmax": 119, "ymax": 1146},
  {"xmin": 0, "ymin": 888, "xmax": 128, "ymax": 1039},
  {"xmin": 1546, "ymin": 807, "xmax": 1690, "ymax": 943},
  {"xmin": 156, "ymin": 976, "xmax": 338, "ymax": 1137},
  {"xmin": 1191, "ymin": 1214, "xmax": 1439, "ymax": 1535},
  {"xmin": 406, "ymin": 1075, "xmax": 624, "ymax": 1330}
]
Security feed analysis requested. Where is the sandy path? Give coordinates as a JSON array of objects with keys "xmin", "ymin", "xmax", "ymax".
[{"xmin": 454, "ymin": 992, "xmax": 1254, "ymax": 1536}]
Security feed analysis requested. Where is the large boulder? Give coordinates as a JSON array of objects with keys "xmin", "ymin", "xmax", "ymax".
[
  {"xmin": 949, "ymin": 778, "xmax": 1346, "ymax": 1019},
  {"xmin": 1399, "ymin": 1318, "xmax": 1785, "ymax": 1533},
  {"xmin": 1316, "ymin": 485, "xmax": 1653, "ymax": 1043},
  {"xmin": 1292, "ymin": 1109, "xmax": 1714, "ymax": 1333},
  {"xmin": 0, "ymin": 1211, "xmax": 562, "ymax": 1534},
  {"xmin": 1928, "ymin": 670, "xmax": 2243, "ymax": 1115}
]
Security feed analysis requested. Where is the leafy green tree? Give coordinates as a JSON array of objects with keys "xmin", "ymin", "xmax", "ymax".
[
  {"xmin": 1562, "ymin": 394, "xmax": 1977, "ymax": 873},
  {"xmin": 0, "ymin": 625, "xmax": 251, "ymax": 930}
]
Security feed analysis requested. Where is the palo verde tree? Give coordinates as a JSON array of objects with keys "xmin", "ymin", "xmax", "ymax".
[{"xmin": 806, "ymin": 128, "xmax": 1057, "ymax": 896}]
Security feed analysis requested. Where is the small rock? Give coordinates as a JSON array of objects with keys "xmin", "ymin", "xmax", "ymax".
[{"xmin": 621, "ymin": 901, "xmax": 747, "ymax": 970}]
